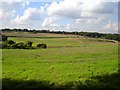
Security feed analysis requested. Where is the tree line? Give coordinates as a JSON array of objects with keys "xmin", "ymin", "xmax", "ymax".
[{"xmin": 1, "ymin": 28, "xmax": 120, "ymax": 41}]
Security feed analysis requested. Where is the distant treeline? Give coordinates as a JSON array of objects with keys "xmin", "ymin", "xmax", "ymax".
[{"xmin": 1, "ymin": 28, "xmax": 120, "ymax": 41}]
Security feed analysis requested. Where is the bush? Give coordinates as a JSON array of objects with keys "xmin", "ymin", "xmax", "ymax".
[
  {"xmin": 8, "ymin": 40, "xmax": 15, "ymax": 45},
  {"xmin": 25, "ymin": 41, "xmax": 33, "ymax": 47},
  {"xmin": 2, "ymin": 40, "xmax": 34, "ymax": 49},
  {"xmin": 2, "ymin": 35, "xmax": 8, "ymax": 41},
  {"xmin": 2, "ymin": 43, "xmax": 7, "ymax": 49},
  {"xmin": 2, "ymin": 43, "xmax": 12, "ymax": 49},
  {"xmin": 0, "ymin": 43, "xmax": 2, "ymax": 49},
  {"xmin": 11, "ymin": 43, "xmax": 18, "ymax": 49},
  {"xmin": 2, "ymin": 39, "xmax": 47, "ymax": 49},
  {"xmin": 3, "ymin": 40, "xmax": 15, "ymax": 45},
  {"xmin": 37, "ymin": 43, "xmax": 47, "ymax": 49},
  {"xmin": 16, "ymin": 42, "xmax": 25, "ymax": 49}
]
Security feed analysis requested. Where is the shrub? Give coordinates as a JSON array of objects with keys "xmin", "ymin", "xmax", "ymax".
[
  {"xmin": 16, "ymin": 42, "xmax": 25, "ymax": 49},
  {"xmin": 11, "ymin": 43, "xmax": 18, "ymax": 49},
  {"xmin": 8, "ymin": 40, "xmax": 15, "ymax": 45},
  {"xmin": 2, "ymin": 40, "xmax": 47, "ymax": 49},
  {"xmin": 2, "ymin": 43, "xmax": 7, "ymax": 48},
  {"xmin": 2, "ymin": 40, "xmax": 16, "ymax": 49},
  {"xmin": 2, "ymin": 44, "xmax": 11, "ymax": 49},
  {"xmin": 0, "ymin": 43, "xmax": 2, "ymax": 49},
  {"xmin": 37, "ymin": 43, "xmax": 47, "ymax": 49},
  {"xmin": 25, "ymin": 41, "xmax": 33, "ymax": 47},
  {"xmin": 3, "ymin": 40, "xmax": 15, "ymax": 45},
  {"xmin": 2, "ymin": 35, "xmax": 8, "ymax": 41}
]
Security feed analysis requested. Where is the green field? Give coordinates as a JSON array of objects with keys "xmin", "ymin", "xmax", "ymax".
[{"xmin": 2, "ymin": 33, "xmax": 119, "ymax": 89}]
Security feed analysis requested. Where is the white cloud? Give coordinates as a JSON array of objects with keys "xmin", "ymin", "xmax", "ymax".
[
  {"xmin": 91, "ymin": 0, "xmax": 119, "ymax": 1},
  {"xmin": 1, "ymin": 0, "xmax": 119, "ymax": 2},
  {"xmin": 76, "ymin": 18, "xmax": 98, "ymax": 24},
  {"xmin": 104, "ymin": 22, "xmax": 118, "ymax": 32},
  {"xmin": 66, "ymin": 23, "xmax": 72, "ymax": 31},
  {"xmin": 76, "ymin": 16, "xmax": 109, "ymax": 25},
  {"xmin": 11, "ymin": 7, "xmax": 44, "ymax": 24},
  {"xmin": 47, "ymin": 0, "xmax": 117, "ymax": 19},
  {"xmin": 0, "ymin": 1, "xmax": 29, "ymax": 20},
  {"xmin": 22, "ymin": 1, "xmax": 30, "ymax": 8},
  {"xmin": 81, "ymin": 0, "xmax": 117, "ymax": 12},
  {"xmin": 42, "ymin": 17, "xmax": 59, "ymax": 27},
  {"xmin": 47, "ymin": 0, "xmax": 82, "ymax": 19},
  {"xmin": 50, "ymin": 24, "xmax": 60, "ymax": 27},
  {"xmin": 0, "ymin": 9, "xmax": 15, "ymax": 20}
]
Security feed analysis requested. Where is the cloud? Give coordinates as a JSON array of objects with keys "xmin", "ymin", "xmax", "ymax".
[
  {"xmin": 85, "ymin": 0, "xmax": 118, "ymax": 1},
  {"xmin": 11, "ymin": 7, "xmax": 44, "ymax": 24},
  {"xmin": 50, "ymin": 24, "xmax": 60, "ymax": 27},
  {"xmin": 76, "ymin": 16, "xmax": 109, "ymax": 24},
  {"xmin": 22, "ymin": 1, "xmax": 30, "ymax": 8},
  {"xmin": 0, "ymin": 9, "xmax": 15, "ymax": 20},
  {"xmin": 42, "ymin": 16, "xmax": 65, "ymax": 31},
  {"xmin": 104, "ymin": 21, "xmax": 118, "ymax": 32},
  {"xmin": 0, "ymin": 1, "xmax": 29, "ymax": 20},
  {"xmin": 47, "ymin": 0, "xmax": 117, "ymax": 19},
  {"xmin": 47, "ymin": 0, "xmax": 82, "ymax": 19},
  {"xmin": 76, "ymin": 18, "xmax": 99, "ymax": 24},
  {"xmin": 66, "ymin": 23, "xmax": 72, "ymax": 31},
  {"xmin": 42, "ymin": 17, "xmax": 59, "ymax": 27}
]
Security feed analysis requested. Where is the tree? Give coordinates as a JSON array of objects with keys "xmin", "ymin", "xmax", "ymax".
[
  {"xmin": 26, "ymin": 41, "xmax": 33, "ymax": 47},
  {"xmin": 7, "ymin": 40, "xmax": 15, "ymax": 45},
  {"xmin": 16, "ymin": 42, "xmax": 25, "ymax": 49},
  {"xmin": 37, "ymin": 43, "xmax": 47, "ymax": 49},
  {"xmin": 2, "ymin": 35, "xmax": 8, "ymax": 41}
]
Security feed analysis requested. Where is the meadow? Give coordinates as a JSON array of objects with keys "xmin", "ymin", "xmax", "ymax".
[{"xmin": 2, "ymin": 32, "xmax": 119, "ymax": 89}]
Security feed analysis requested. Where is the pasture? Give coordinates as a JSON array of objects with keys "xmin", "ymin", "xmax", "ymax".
[{"xmin": 2, "ymin": 32, "xmax": 119, "ymax": 89}]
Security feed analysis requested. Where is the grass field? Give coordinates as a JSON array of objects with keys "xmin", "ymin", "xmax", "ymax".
[{"xmin": 2, "ymin": 32, "xmax": 119, "ymax": 89}]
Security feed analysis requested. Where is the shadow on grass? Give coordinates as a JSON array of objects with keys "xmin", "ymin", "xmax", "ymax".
[{"xmin": 2, "ymin": 72, "xmax": 120, "ymax": 90}]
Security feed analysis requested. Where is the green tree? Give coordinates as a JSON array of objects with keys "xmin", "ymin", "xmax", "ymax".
[
  {"xmin": 26, "ymin": 41, "xmax": 33, "ymax": 47},
  {"xmin": 37, "ymin": 43, "xmax": 47, "ymax": 49},
  {"xmin": 2, "ymin": 35, "xmax": 8, "ymax": 41}
]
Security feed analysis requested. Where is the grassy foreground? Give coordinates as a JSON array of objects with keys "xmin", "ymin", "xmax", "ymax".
[{"xmin": 2, "ymin": 35, "xmax": 119, "ymax": 89}]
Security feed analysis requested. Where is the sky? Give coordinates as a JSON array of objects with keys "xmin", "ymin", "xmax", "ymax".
[{"xmin": 0, "ymin": 0, "xmax": 119, "ymax": 33}]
